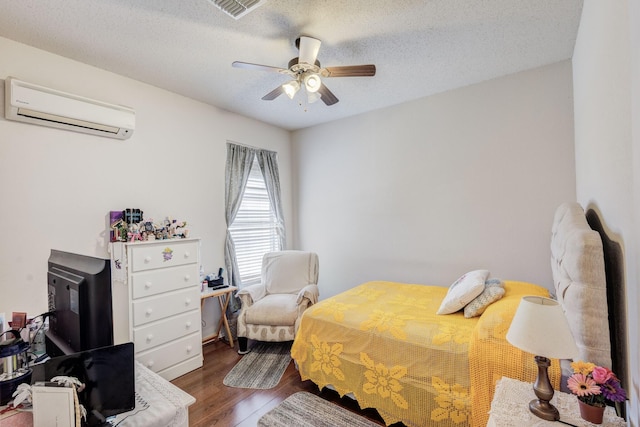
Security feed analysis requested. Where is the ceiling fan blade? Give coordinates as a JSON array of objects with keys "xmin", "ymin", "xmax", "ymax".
[
  {"xmin": 298, "ymin": 36, "xmax": 321, "ymax": 66},
  {"xmin": 232, "ymin": 61, "xmax": 289, "ymax": 74},
  {"xmin": 318, "ymin": 83, "xmax": 339, "ymax": 106},
  {"xmin": 322, "ymin": 65, "xmax": 376, "ymax": 77},
  {"xmin": 262, "ymin": 85, "xmax": 285, "ymax": 101}
]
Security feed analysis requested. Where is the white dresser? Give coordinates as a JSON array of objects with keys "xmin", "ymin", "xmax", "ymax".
[{"xmin": 110, "ymin": 238, "xmax": 202, "ymax": 381}]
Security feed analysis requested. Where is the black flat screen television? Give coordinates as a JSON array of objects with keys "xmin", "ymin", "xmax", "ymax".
[
  {"xmin": 31, "ymin": 342, "xmax": 135, "ymax": 426},
  {"xmin": 46, "ymin": 250, "xmax": 113, "ymax": 355}
]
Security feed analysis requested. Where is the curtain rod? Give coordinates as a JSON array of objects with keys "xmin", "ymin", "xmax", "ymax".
[{"xmin": 227, "ymin": 140, "xmax": 277, "ymax": 154}]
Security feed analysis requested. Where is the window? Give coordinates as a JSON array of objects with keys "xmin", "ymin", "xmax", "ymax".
[{"xmin": 228, "ymin": 155, "xmax": 281, "ymax": 286}]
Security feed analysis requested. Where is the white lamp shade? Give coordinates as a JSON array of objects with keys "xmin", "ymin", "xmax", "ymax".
[
  {"xmin": 283, "ymin": 80, "xmax": 300, "ymax": 99},
  {"xmin": 303, "ymin": 73, "xmax": 321, "ymax": 93},
  {"xmin": 506, "ymin": 296, "xmax": 579, "ymax": 360},
  {"xmin": 307, "ymin": 91, "xmax": 322, "ymax": 104}
]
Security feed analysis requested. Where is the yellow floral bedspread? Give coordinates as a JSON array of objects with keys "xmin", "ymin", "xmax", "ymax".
[{"xmin": 290, "ymin": 281, "xmax": 560, "ymax": 427}]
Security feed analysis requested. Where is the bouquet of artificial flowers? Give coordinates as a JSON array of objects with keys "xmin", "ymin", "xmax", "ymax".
[{"xmin": 567, "ymin": 361, "xmax": 627, "ymax": 407}]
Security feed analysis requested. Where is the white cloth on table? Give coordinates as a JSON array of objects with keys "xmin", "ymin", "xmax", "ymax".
[
  {"xmin": 488, "ymin": 377, "xmax": 625, "ymax": 427},
  {"xmin": 107, "ymin": 362, "xmax": 192, "ymax": 427}
]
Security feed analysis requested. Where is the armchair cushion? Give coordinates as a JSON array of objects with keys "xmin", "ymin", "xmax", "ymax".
[
  {"xmin": 244, "ymin": 294, "xmax": 300, "ymax": 326},
  {"xmin": 262, "ymin": 251, "xmax": 319, "ymax": 294}
]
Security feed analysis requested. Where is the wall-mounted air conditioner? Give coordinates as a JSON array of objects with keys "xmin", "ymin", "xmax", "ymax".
[{"xmin": 4, "ymin": 77, "xmax": 135, "ymax": 140}]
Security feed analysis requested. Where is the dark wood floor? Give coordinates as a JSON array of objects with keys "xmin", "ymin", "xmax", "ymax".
[{"xmin": 171, "ymin": 339, "xmax": 394, "ymax": 426}]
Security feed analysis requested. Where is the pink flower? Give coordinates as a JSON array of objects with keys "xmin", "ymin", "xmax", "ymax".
[
  {"xmin": 591, "ymin": 366, "xmax": 614, "ymax": 384},
  {"xmin": 567, "ymin": 374, "xmax": 601, "ymax": 397}
]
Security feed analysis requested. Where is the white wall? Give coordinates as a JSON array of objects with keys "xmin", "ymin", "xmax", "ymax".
[
  {"xmin": 0, "ymin": 37, "xmax": 292, "ymax": 340},
  {"xmin": 573, "ymin": 1, "xmax": 639, "ymax": 424},
  {"xmin": 293, "ymin": 61, "xmax": 576, "ymax": 299}
]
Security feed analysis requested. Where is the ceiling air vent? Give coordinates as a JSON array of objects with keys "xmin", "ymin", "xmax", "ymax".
[{"xmin": 208, "ymin": 0, "xmax": 266, "ymax": 19}]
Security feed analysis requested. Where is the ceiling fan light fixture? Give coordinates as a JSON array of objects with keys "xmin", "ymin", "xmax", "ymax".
[
  {"xmin": 303, "ymin": 72, "xmax": 321, "ymax": 93},
  {"xmin": 233, "ymin": 35, "xmax": 376, "ymax": 107},
  {"xmin": 283, "ymin": 80, "xmax": 300, "ymax": 99}
]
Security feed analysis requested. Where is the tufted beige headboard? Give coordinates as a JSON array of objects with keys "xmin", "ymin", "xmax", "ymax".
[{"xmin": 550, "ymin": 202, "xmax": 612, "ymax": 368}]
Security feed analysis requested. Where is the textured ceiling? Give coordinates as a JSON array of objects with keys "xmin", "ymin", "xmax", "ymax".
[{"xmin": 0, "ymin": 0, "xmax": 583, "ymax": 131}]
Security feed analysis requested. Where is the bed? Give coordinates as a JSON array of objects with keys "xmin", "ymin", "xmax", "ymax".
[{"xmin": 290, "ymin": 202, "xmax": 625, "ymax": 427}]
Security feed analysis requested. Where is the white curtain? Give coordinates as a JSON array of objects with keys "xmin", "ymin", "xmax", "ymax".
[
  {"xmin": 256, "ymin": 149, "xmax": 286, "ymax": 250},
  {"xmin": 224, "ymin": 143, "xmax": 255, "ymax": 297}
]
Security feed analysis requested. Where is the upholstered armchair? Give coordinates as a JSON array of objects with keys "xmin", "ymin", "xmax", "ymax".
[{"xmin": 236, "ymin": 250, "xmax": 319, "ymax": 354}]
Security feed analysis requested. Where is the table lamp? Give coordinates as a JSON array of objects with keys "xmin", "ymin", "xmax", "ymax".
[{"xmin": 506, "ymin": 296, "xmax": 579, "ymax": 421}]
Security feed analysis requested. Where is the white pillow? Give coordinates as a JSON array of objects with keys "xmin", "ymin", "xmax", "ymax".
[{"xmin": 437, "ymin": 269, "xmax": 489, "ymax": 315}]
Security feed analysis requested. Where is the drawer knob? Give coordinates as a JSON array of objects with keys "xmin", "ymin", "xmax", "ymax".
[
  {"xmin": 147, "ymin": 360, "xmax": 154, "ymax": 368},
  {"xmin": 144, "ymin": 256, "xmax": 152, "ymax": 263},
  {"xmin": 184, "ymin": 274, "xmax": 190, "ymax": 281},
  {"xmin": 145, "ymin": 281, "xmax": 152, "ymax": 289},
  {"xmin": 145, "ymin": 308, "xmax": 153, "ymax": 316},
  {"xmin": 185, "ymin": 297, "xmax": 191, "ymax": 305},
  {"xmin": 186, "ymin": 321, "xmax": 192, "ymax": 328},
  {"xmin": 146, "ymin": 334, "xmax": 153, "ymax": 342},
  {"xmin": 186, "ymin": 345, "xmax": 193, "ymax": 353},
  {"xmin": 184, "ymin": 252, "xmax": 191, "ymax": 258}
]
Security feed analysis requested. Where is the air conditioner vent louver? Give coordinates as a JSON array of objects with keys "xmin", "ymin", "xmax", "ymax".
[
  {"xmin": 17, "ymin": 108, "xmax": 121, "ymax": 135},
  {"xmin": 208, "ymin": 0, "xmax": 266, "ymax": 19}
]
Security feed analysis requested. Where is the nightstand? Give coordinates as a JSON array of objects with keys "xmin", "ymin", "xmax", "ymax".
[{"xmin": 487, "ymin": 377, "xmax": 625, "ymax": 426}]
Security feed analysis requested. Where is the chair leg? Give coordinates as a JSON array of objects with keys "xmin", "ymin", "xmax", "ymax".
[{"xmin": 238, "ymin": 337, "xmax": 249, "ymax": 355}]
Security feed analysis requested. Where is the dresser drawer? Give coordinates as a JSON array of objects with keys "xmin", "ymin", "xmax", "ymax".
[
  {"xmin": 131, "ymin": 264, "xmax": 197, "ymax": 299},
  {"xmin": 130, "ymin": 240, "xmax": 199, "ymax": 272},
  {"xmin": 155, "ymin": 356, "xmax": 202, "ymax": 382},
  {"xmin": 132, "ymin": 287, "xmax": 200, "ymax": 327},
  {"xmin": 133, "ymin": 310, "xmax": 201, "ymax": 352},
  {"xmin": 136, "ymin": 333, "xmax": 202, "ymax": 373}
]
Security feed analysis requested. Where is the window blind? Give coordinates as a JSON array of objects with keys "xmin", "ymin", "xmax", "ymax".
[{"xmin": 228, "ymin": 156, "xmax": 281, "ymax": 286}]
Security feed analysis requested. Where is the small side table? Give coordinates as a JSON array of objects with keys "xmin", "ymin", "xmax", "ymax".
[
  {"xmin": 201, "ymin": 286, "xmax": 237, "ymax": 347},
  {"xmin": 487, "ymin": 376, "xmax": 626, "ymax": 427}
]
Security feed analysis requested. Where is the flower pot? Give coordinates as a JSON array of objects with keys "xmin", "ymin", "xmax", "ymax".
[{"xmin": 578, "ymin": 400, "xmax": 605, "ymax": 424}]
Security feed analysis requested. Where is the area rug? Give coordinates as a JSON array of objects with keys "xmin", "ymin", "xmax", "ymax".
[
  {"xmin": 258, "ymin": 392, "xmax": 380, "ymax": 427},
  {"xmin": 223, "ymin": 341, "xmax": 292, "ymax": 389}
]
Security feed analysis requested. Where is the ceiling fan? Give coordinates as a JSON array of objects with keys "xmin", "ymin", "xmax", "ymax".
[{"xmin": 232, "ymin": 36, "xmax": 376, "ymax": 106}]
